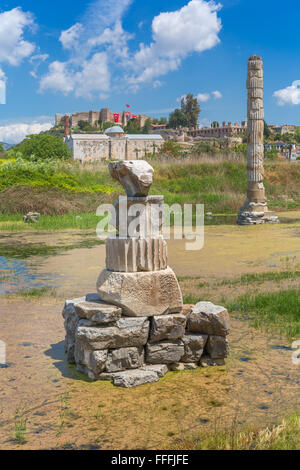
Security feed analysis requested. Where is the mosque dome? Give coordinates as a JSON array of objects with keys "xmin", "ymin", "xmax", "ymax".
[{"xmin": 104, "ymin": 126, "xmax": 125, "ymax": 136}]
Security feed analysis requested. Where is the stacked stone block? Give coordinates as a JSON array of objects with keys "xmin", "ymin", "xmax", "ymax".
[{"xmin": 63, "ymin": 298, "xmax": 230, "ymax": 388}]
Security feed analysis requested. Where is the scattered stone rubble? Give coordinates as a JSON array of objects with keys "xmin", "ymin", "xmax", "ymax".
[
  {"xmin": 62, "ymin": 160, "xmax": 230, "ymax": 387},
  {"xmin": 23, "ymin": 212, "xmax": 40, "ymax": 223}
]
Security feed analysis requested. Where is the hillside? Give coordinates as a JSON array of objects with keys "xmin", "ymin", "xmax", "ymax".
[
  {"xmin": 0, "ymin": 158, "xmax": 299, "ymax": 216},
  {"xmin": 0, "ymin": 142, "xmax": 12, "ymax": 150}
]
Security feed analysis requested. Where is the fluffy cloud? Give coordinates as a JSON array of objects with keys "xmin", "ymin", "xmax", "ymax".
[
  {"xmin": 0, "ymin": 7, "xmax": 35, "ymax": 66},
  {"xmin": 40, "ymin": 0, "xmax": 222, "ymax": 98},
  {"xmin": 0, "ymin": 118, "xmax": 53, "ymax": 144},
  {"xmin": 0, "ymin": 68, "xmax": 6, "ymax": 104},
  {"xmin": 177, "ymin": 89, "xmax": 222, "ymax": 103},
  {"xmin": 197, "ymin": 93, "xmax": 211, "ymax": 102},
  {"xmin": 74, "ymin": 53, "xmax": 110, "ymax": 99},
  {"xmin": 127, "ymin": 0, "xmax": 222, "ymax": 87},
  {"xmin": 273, "ymin": 81, "xmax": 300, "ymax": 105},
  {"xmin": 39, "ymin": 52, "xmax": 110, "ymax": 99},
  {"xmin": 39, "ymin": 61, "xmax": 74, "ymax": 95},
  {"xmin": 59, "ymin": 23, "xmax": 83, "ymax": 50},
  {"xmin": 40, "ymin": 0, "xmax": 134, "ymax": 98},
  {"xmin": 212, "ymin": 90, "xmax": 222, "ymax": 99}
]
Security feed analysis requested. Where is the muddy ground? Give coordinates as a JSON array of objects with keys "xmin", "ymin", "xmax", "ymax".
[{"xmin": 0, "ymin": 212, "xmax": 299, "ymax": 449}]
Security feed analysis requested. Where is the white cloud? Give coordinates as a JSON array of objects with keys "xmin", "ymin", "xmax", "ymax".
[
  {"xmin": 40, "ymin": 52, "xmax": 110, "ymax": 99},
  {"xmin": 60, "ymin": 23, "xmax": 83, "ymax": 50},
  {"xmin": 39, "ymin": 0, "xmax": 222, "ymax": 98},
  {"xmin": 0, "ymin": 68, "xmax": 6, "ymax": 104},
  {"xmin": 273, "ymin": 81, "xmax": 300, "ymax": 106},
  {"xmin": 0, "ymin": 7, "xmax": 35, "ymax": 66},
  {"xmin": 74, "ymin": 53, "xmax": 110, "ymax": 99},
  {"xmin": 40, "ymin": 0, "xmax": 133, "ymax": 98},
  {"xmin": 127, "ymin": 0, "xmax": 222, "ymax": 87},
  {"xmin": 197, "ymin": 93, "xmax": 210, "ymax": 102},
  {"xmin": 212, "ymin": 90, "xmax": 222, "ymax": 99},
  {"xmin": 39, "ymin": 61, "xmax": 74, "ymax": 95},
  {"xmin": 0, "ymin": 118, "xmax": 53, "ymax": 144},
  {"xmin": 29, "ymin": 53, "xmax": 49, "ymax": 78},
  {"xmin": 177, "ymin": 89, "xmax": 222, "ymax": 103}
]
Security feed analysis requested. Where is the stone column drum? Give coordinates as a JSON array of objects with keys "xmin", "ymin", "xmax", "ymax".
[
  {"xmin": 238, "ymin": 56, "xmax": 278, "ymax": 225},
  {"xmin": 96, "ymin": 160, "xmax": 183, "ymax": 317}
]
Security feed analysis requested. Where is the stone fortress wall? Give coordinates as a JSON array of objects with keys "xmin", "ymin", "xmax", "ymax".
[{"xmin": 56, "ymin": 108, "xmax": 152, "ymax": 129}]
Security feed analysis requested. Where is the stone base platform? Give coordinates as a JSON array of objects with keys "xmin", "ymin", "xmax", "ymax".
[
  {"xmin": 63, "ymin": 296, "xmax": 231, "ymax": 388},
  {"xmin": 237, "ymin": 210, "xmax": 279, "ymax": 225}
]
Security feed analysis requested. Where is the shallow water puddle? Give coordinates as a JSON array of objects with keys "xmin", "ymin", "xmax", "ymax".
[{"xmin": 0, "ymin": 213, "xmax": 300, "ymax": 297}]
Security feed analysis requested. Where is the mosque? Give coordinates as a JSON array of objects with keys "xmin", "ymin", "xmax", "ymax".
[{"xmin": 65, "ymin": 126, "xmax": 164, "ymax": 162}]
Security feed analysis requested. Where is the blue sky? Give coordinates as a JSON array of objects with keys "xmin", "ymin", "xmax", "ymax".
[{"xmin": 1, "ymin": 0, "xmax": 300, "ymax": 143}]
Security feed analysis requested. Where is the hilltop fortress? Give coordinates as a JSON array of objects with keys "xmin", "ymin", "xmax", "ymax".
[{"xmin": 56, "ymin": 108, "xmax": 152, "ymax": 129}]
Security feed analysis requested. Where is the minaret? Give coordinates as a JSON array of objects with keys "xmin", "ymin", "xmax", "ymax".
[
  {"xmin": 64, "ymin": 115, "xmax": 70, "ymax": 138},
  {"xmin": 238, "ymin": 56, "xmax": 278, "ymax": 225}
]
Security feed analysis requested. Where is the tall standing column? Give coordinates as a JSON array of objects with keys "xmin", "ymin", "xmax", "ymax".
[{"xmin": 238, "ymin": 55, "xmax": 278, "ymax": 225}]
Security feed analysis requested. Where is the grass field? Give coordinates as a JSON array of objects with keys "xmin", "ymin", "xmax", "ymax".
[
  {"xmin": 172, "ymin": 412, "xmax": 300, "ymax": 450},
  {"xmin": 0, "ymin": 157, "xmax": 299, "ymax": 225}
]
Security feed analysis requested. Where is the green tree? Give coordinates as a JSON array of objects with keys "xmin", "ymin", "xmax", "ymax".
[
  {"xmin": 126, "ymin": 119, "xmax": 142, "ymax": 134},
  {"xmin": 158, "ymin": 117, "xmax": 168, "ymax": 125},
  {"xmin": 142, "ymin": 118, "xmax": 152, "ymax": 133},
  {"xmin": 181, "ymin": 93, "xmax": 201, "ymax": 128},
  {"xmin": 264, "ymin": 120, "xmax": 271, "ymax": 139},
  {"xmin": 294, "ymin": 126, "xmax": 300, "ymax": 143},
  {"xmin": 0, "ymin": 142, "xmax": 5, "ymax": 153},
  {"xmin": 169, "ymin": 109, "xmax": 188, "ymax": 129},
  {"xmin": 101, "ymin": 121, "xmax": 115, "ymax": 131},
  {"xmin": 15, "ymin": 134, "xmax": 72, "ymax": 161}
]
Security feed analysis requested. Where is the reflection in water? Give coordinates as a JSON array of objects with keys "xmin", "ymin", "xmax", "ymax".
[{"xmin": 0, "ymin": 256, "xmax": 59, "ymax": 294}]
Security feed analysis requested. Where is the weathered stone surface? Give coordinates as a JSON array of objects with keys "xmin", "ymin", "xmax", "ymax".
[
  {"xmin": 74, "ymin": 300, "xmax": 122, "ymax": 324},
  {"xmin": 149, "ymin": 314, "xmax": 186, "ymax": 343},
  {"xmin": 187, "ymin": 302, "xmax": 230, "ymax": 337},
  {"xmin": 169, "ymin": 363, "xmax": 198, "ymax": 371},
  {"xmin": 206, "ymin": 336, "xmax": 229, "ymax": 359},
  {"xmin": 180, "ymin": 304, "xmax": 194, "ymax": 316},
  {"xmin": 76, "ymin": 317, "xmax": 150, "ymax": 350},
  {"xmin": 200, "ymin": 356, "xmax": 225, "ymax": 367},
  {"xmin": 75, "ymin": 341, "xmax": 108, "ymax": 375},
  {"xmin": 141, "ymin": 364, "xmax": 169, "ymax": 378},
  {"xmin": 146, "ymin": 341, "xmax": 184, "ymax": 364},
  {"xmin": 62, "ymin": 298, "xmax": 85, "ymax": 363},
  {"xmin": 100, "ymin": 369, "xmax": 159, "ymax": 388},
  {"xmin": 181, "ymin": 333, "xmax": 208, "ymax": 363},
  {"xmin": 106, "ymin": 236, "xmax": 168, "ymax": 272},
  {"xmin": 109, "ymin": 160, "xmax": 154, "ymax": 197},
  {"xmin": 23, "ymin": 212, "xmax": 40, "ymax": 223},
  {"xmin": 97, "ymin": 267, "xmax": 183, "ymax": 317},
  {"xmin": 106, "ymin": 347, "xmax": 144, "ymax": 372},
  {"xmin": 238, "ymin": 55, "xmax": 278, "ymax": 225},
  {"xmin": 113, "ymin": 196, "xmax": 164, "ymax": 238}
]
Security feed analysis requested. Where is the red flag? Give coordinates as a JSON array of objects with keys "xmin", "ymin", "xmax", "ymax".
[
  {"xmin": 113, "ymin": 113, "xmax": 119, "ymax": 123},
  {"xmin": 126, "ymin": 104, "xmax": 130, "ymax": 108},
  {"xmin": 132, "ymin": 115, "xmax": 138, "ymax": 119}
]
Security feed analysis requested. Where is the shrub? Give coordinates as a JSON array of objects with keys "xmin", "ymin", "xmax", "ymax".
[{"xmin": 13, "ymin": 134, "xmax": 72, "ymax": 161}]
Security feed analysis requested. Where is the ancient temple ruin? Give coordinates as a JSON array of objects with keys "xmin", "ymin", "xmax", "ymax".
[
  {"xmin": 238, "ymin": 56, "xmax": 278, "ymax": 225},
  {"xmin": 63, "ymin": 161, "xmax": 230, "ymax": 388}
]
